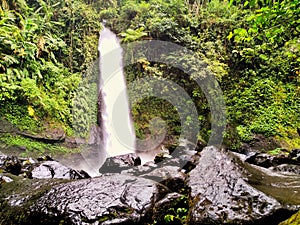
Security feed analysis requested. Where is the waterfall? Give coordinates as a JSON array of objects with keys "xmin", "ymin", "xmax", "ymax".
[{"xmin": 98, "ymin": 26, "xmax": 136, "ymax": 157}]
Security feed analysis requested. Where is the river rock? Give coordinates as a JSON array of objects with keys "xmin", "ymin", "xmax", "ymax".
[
  {"xmin": 1, "ymin": 145, "xmax": 300, "ymax": 225},
  {"xmin": 0, "ymin": 175, "xmax": 13, "ymax": 183},
  {"xmin": 187, "ymin": 146, "xmax": 296, "ymax": 225},
  {"xmin": 161, "ymin": 145, "xmax": 199, "ymax": 171},
  {"xmin": 245, "ymin": 153, "xmax": 296, "ymax": 168},
  {"xmin": 99, "ymin": 153, "xmax": 141, "ymax": 174},
  {"xmin": 290, "ymin": 149, "xmax": 300, "ymax": 162},
  {"xmin": 31, "ymin": 161, "xmax": 90, "ymax": 179},
  {"xmin": 0, "ymin": 154, "xmax": 22, "ymax": 175},
  {"xmin": 272, "ymin": 164, "xmax": 300, "ymax": 175},
  {"xmin": 28, "ymin": 174, "xmax": 169, "ymax": 224}
]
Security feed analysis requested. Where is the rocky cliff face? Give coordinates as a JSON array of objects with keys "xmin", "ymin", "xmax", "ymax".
[{"xmin": 0, "ymin": 145, "xmax": 299, "ymax": 224}]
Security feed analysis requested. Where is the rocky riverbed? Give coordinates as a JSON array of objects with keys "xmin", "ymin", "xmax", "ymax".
[{"xmin": 0, "ymin": 145, "xmax": 299, "ymax": 224}]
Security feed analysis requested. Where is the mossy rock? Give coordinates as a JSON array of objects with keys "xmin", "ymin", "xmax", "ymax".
[
  {"xmin": 0, "ymin": 175, "xmax": 68, "ymax": 225},
  {"xmin": 279, "ymin": 210, "xmax": 300, "ymax": 225}
]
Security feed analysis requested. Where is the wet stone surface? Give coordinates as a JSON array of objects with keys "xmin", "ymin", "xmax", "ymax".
[
  {"xmin": 29, "ymin": 175, "xmax": 169, "ymax": 225},
  {"xmin": 1, "ymin": 145, "xmax": 300, "ymax": 224},
  {"xmin": 188, "ymin": 146, "xmax": 300, "ymax": 225},
  {"xmin": 32, "ymin": 161, "xmax": 90, "ymax": 179}
]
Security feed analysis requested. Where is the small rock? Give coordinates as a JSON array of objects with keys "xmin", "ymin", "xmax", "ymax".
[
  {"xmin": 289, "ymin": 149, "xmax": 300, "ymax": 163},
  {"xmin": 32, "ymin": 161, "xmax": 90, "ymax": 179},
  {"xmin": 245, "ymin": 153, "xmax": 294, "ymax": 168},
  {"xmin": 37, "ymin": 155, "xmax": 54, "ymax": 162},
  {"xmin": 99, "ymin": 153, "xmax": 141, "ymax": 174},
  {"xmin": 0, "ymin": 155, "xmax": 22, "ymax": 175},
  {"xmin": 0, "ymin": 175, "xmax": 13, "ymax": 183},
  {"xmin": 154, "ymin": 152, "xmax": 172, "ymax": 164}
]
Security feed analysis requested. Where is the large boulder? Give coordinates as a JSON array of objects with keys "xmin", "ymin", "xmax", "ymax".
[
  {"xmin": 187, "ymin": 146, "xmax": 300, "ymax": 225},
  {"xmin": 1, "ymin": 145, "xmax": 300, "ymax": 225},
  {"xmin": 32, "ymin": 161, "xmax": 90, "ymax": 179},
  {"xmin": 0, "ymin": 153, "xmax": 90, "ymax": 179},
  {"xmin": 27, "ymin": 174, "xmax": 168, "ymax": 224}
]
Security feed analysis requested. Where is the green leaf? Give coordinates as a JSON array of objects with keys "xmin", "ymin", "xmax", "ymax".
[
  {"xmin": 227, "ymin": 31, "xmax": 233, "ymax": 40},
  {"xmin": 164, "ymin": 215, "xmax": 175, "ymax": 223},
  {"xmin": 259, "ymin": 54, "xmax": 268, "ymax": 61}
]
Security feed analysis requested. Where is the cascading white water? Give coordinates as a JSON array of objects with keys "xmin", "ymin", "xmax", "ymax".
[{"xmin": 98, "ymin": 26, "xmax": 136, "ymax": 157}]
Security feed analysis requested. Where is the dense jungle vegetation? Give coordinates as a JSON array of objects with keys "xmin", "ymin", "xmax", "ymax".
[{"xmin": 0, "ymin": 0, "xmax": 299, "ymax": 152}]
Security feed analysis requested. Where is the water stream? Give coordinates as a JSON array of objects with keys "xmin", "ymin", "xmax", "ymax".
[
  {"xmin": 58, "ymin": 26, "xmax": 136, "ymax": 177},
  {"xmin": 98, "ymin": 25, "xmax": 136, "ymax": 157}
]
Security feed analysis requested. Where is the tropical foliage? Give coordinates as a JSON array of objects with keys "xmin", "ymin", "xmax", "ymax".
[
  {"xmin": 0, "ymin": 0, "xmax": 101, "ymax": 131},
  {"xmin": 0, "ymin": 0, "xmax": 299, "ymax": 150},
  {"xmin": 100, "ymin": 0, "xmax": 299, "ymax": 149}
]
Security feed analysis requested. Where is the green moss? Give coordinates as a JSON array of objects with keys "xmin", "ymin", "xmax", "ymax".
[
  {"xmin": 0, "ymin": 134, "xmax": 79, "ymax": 157},
  {"xmin": 0, "ymin": 176, "xmax": 67, "ymax": 225},
  {"xmin": 275, "ymin": 136, "xmax": 300, "ymax": 151},
  {"xmin": 267, "ymin": 148, "xmax": 288, "ymax": 156},
  {"xmin": 0, "ymin": 104, "xmax": 42, "ymax": 133}
]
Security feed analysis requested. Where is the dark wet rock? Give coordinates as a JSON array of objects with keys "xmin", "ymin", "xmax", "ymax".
[
  {"xmin": 245, "ymin": 153, "xmax": 296, "ymax": 168},
  {"xmin": 32, "ymin": 161, "xmax": 90, "ymax": 179},
  {"xmin": 187, "ymin": 146, "xmax": 298, "ymax": 225},
  {"xmin": 17, "ymin": 127, "xmax": 66, "ymax": 143},
  {"xmin": 0, "ymin": 153, "xmax": 90, "ymax": 179},
  {"xmin": 119, "ymin": 164, "xmax": 154, "ymax": 177},
  {"xmin": 144, "ymin": 145, "xmax": 200, "ymax": 177},
  {"xmin": 1, "ymin": 144, "xmax": 300, "ymax": 225},
  {"xmin": 0, "ymin": 155, "xmax": 22, "ymax": 175},
  {"xmin": 143, "ymin": 166, "xmax": 186, "ymax": 193},
  {"xmin": 0, "ymin": 177, "xmax": 67, "ymax": 221},
  {"xmin": 19, "ymin": 157, "xmax": 37, "ymax": 178},
  {"xmin": 236, "ymin": 134, "xmax": 284, "ymax": 156},
  {"xmin": 37, "ymin": 155, "xmax": 54, "ymax": 161},
  {"xmin": 102, "ymin": 146, "xmax": 198, "ymax": 194},
  {"xmin": 289, "ymin": 149, "xmax": 300, "ymax": 162},
  {"xmin": 272, "ymin": 164, "xmax": 300, "ymax": 175},
  {"xmin": 247, "ymin": 134, "xmax": 281, "ymax": 152},
  {"xmin": 99, "ymin": 153, "xmax": 141, "ymax": 174},
  {"xmin": 154, "ymin": 152, "xmax": 171, "ymax": 164},
  {"xmin": 97, "ymin": 151, "xmax": 189, "ymax": 197},
  {"xmin": 124, "ymin": 165, "xmax": 186, "ymax": 193},
  {"xmin": 26, "ymin": 174, "xmax": 169, "ymax": 224},
  {"xmin": 143, "ymin": 161, "xmax": 158, "ymax": 167}
]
